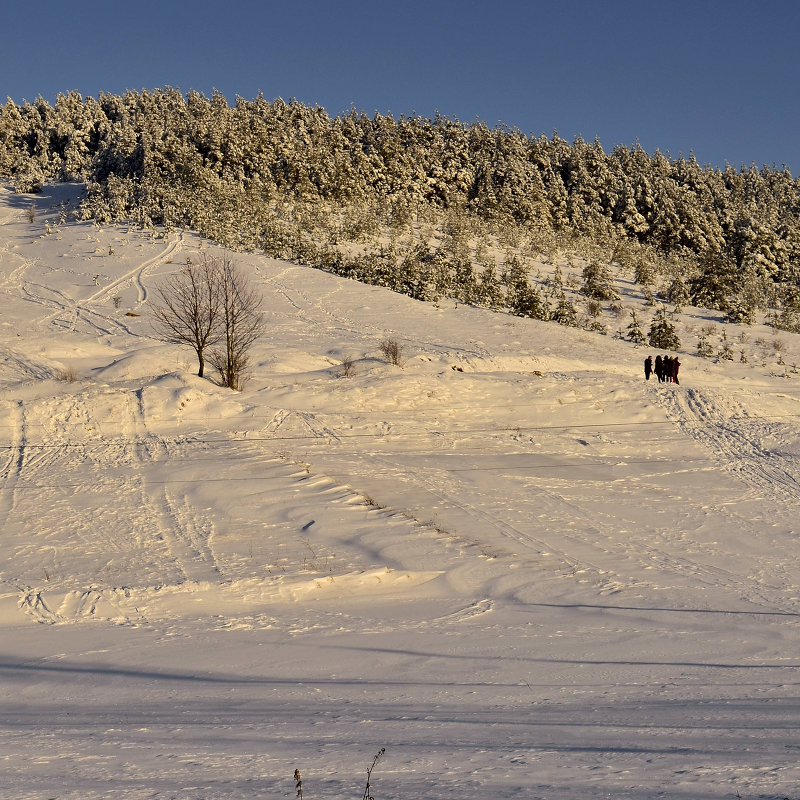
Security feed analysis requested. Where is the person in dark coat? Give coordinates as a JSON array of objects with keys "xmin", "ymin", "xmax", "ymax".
[
  {"xmin": 672, "ymin": 357, "xmax": 680, "ymax": 385},
  {"xmin": 644, "ymin": 355, "xmax": 653, "ymax": 380},
  {"xmin": 663, "ymin": 356, "xmax": 673, "ymax": 382},
  {"xmin": 654, "ymin": 355, "xmax": 663, "ymax": 382}
]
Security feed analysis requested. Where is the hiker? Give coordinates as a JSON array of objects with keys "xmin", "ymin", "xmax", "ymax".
[
  {"xmin": 663, "ymin": 356, "xmax": 673, "ymax": 382},
  {"xmin": 654, "ymin": 355, "xmax": 663, "ymax": 382},
  {"xmin": 672, "ymin": 357, "xmax": 681, "ymax": 385},
  {"xmin": 644, "ymin": 355, "xmax": 653, "ymax": 380}
]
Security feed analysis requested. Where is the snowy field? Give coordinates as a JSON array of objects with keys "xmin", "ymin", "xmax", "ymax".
[{"xmin": 2, "ymin": 183, "xmax": 800, "ymax": 800}]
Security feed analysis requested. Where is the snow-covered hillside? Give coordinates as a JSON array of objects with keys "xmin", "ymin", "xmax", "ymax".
[{"xmin": 2, "ymin": 183, "xmax": 800, "ymax": 800}]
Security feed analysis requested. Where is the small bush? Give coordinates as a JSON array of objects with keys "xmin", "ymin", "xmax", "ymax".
[
  {"xmin": 57, "ymin": 365, "xmax": 78, "ymax": 382},
  {"xmin": 380, "ymin": 338, "xmax": 404, "ymax": 366},
  {"xmin": 337, "ymin": 355, "xmax": 356, "ymax": 378}
]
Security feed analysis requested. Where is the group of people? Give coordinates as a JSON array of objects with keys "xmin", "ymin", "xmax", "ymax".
[{"xmin": 644, "ymin": 354, "xmax": 680, "ymax": 384}]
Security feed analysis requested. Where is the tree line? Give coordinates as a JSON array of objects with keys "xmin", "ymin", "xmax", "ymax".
[{"xmin": 2, "ymin": 88, "xmax": 799, "ymax": 332}]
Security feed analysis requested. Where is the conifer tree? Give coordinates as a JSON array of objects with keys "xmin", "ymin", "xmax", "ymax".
[
  {"xmin": 717, "ymin": 330, "xmax": 734, "ymax": 361},
  {"xmin": 633, "ymin": 258, "xmax": 655, "ymax": 293},
  {"xmin": 504, "ymin": 256, "xmax": 545, "ymax": 319},
  {"xmin": 647, "ymin": 306, "xmax": 680, "ymax": 350},
  {"xmin": 476, "ymin": 260, "xmax": 504, "ymax": 308},
  {"xmin": 626, "ymin": 310, "xmax": 646, "ymax": 344},
  {"xmin": 551, "ymin": 290, "xmax": 578, "ymax": 327},
  {"xmin": 665, "ymin": 275, "xmax": 691, "ymax": 310},
  {"xmin": 696, "ymin": 331, "xmax": 714, "ymax": 358},
  {"xmin": 580, "ymin": 260, "xmax": 619, "ymax": 301},
  {"xmin": 689, "ymin": 252, "xmax": 737, "ymax": 310}
]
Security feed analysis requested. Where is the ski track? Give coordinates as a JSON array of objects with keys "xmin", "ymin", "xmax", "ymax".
[
  {"xmin": 2, "ymin": 384, "xmax": 224, "ymax": 625},
  {"xmin": 11, "ymin": 233, "xmax": 183, "ymax": 339},
  {"xmin": 90, "ymin": 231, "xmax": 184, "ymax": 307},
  {"xmin": 661, "ymin": 385, "xmax": 800, "ymax": 503},
  {"xmin": 277, "ymin": 407, "xmax": 800, "ymax": 616},
  {"xmin": 0, "ymin": 400, "xmax": 25, "ymax": 525},
  {"xmin": 263, "ymin": 407, "xmax": 343, "ymax": 443},
  {"xmin": 123, "ymin": 389, "xmax": 220, "ymax": 592},
  {"xmin": 0, "ymin": 253, "xmax": 35, "ymax": 290}
]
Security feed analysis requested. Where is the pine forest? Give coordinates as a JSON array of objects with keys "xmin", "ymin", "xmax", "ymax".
[{"xmin": 3, "ymin": 88, "xmax": 800, "ymax": 341}]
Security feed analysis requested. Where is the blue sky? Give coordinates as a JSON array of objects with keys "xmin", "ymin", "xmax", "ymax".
[{"xmin": 2, "ymin": 0, "xmax": 798, "ymax": 173}]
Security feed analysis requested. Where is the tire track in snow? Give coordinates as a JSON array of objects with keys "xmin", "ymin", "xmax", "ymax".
[
  {"xmin": 660, "ymin": 386, "xmax": 800, "ymax": 503},
  {"xmin": 90, "ymin": 232, "xmax": 184, "ymax": 307},
  {"xmin": 360, "ymin": 438, "xmax": 798, "ymax": 613},
  {"xmin": 123, "ymin": 389, "xmax": 222, "ymax": 588},
  {"xmin": 0, "ymin": 400, "xmax": 25, "ymax": 521}
]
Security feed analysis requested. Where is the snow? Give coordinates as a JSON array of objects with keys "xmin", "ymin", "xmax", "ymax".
[{"xmin": 2, "ymin": 183, "xmax": 800, "ymax": 800}]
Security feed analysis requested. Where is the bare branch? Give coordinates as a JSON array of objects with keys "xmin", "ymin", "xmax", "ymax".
[
  {"xmin": 152, "ymin": 255, "xmax": 223, "ymax": 378},
  {"xmin": 207, "ymin": 258, "xmax": 265, "ymax": 389}
]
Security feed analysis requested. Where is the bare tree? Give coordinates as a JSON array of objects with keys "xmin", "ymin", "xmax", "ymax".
[
  {"xmin": 207, "ymin": 258, "xmax": 265, "ymax": 390},
  {"xmin": 152, "ymin": 255, "xmax": 222, "ymax": 377}
]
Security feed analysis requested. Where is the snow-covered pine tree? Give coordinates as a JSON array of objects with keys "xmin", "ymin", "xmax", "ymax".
[
  {"xmin": 633, "ymin": 258, "xmax": 655, "ymax": 292},
  {"xmin": 580, "ymin": 260, "xmax": 619, "ymax": 301},
  {"xmin": 717, "ymin": 330, "xmax": 734, "ymax": 360},
  {"xmin": 689, "ymin": 252, "xmax": 736, "ymax": 311},
  {"xmin": 626, "ymin": 310, "xmax": 646, "ymax": 344},
  {"xmin": 696, "ymin": 332, "xmax": 714, "ymax": 358},
  {"xmin": 475, "ymin": 260, "xmax": 504, "ymax": 308},
  {"xmin": 665, "ymin": 275, "xmax": 691, "ymax": 311},
  {"xmin": 551, "ymin": 290, "xmax": 578, "ymax": 327},
  {"xmin": 504, "ymin": 256, "xmax": 545, "ymax": 319},
  {"xmin": 647, "ymin": 306, "xmax": 681, "ymax": 350}
]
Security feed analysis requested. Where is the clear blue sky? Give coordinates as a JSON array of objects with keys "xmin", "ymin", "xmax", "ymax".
[{"xmin": 2, "ymin": 0, "xmax": 798, "ymax": 173}]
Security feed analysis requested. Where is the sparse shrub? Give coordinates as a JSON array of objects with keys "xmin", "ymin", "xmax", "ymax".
[
  {"xmin": 112, "ymin": 295, "xmax": 122, "ymax": 309},
  {"xmin": 337, "ymin": 355, "xmax": 356, "ymax": 378},
  {"xmin": 380, "ymin": 338, "xmax": 404, "ymax": 366},
  {"xmin": 293, "ymin": 748, "xmax": 385, "ymax": 800},
  {"xmin": 294, "ymin": 768, "xmax": 303, "ymax": 800},
  {"xmin": 57, "ymin": 365, "xmax": 78, "ymax": 382},
  {"xmin": 586, "ymin": 299, "xmax": 603, "ymax": 318},
  {"xmin": 362, "ymin": 748, "xmax": 385, "ymax": 800},
  {"xmin": 25, "ymin": 203, "xmax": 36, "ymax": 223}
]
